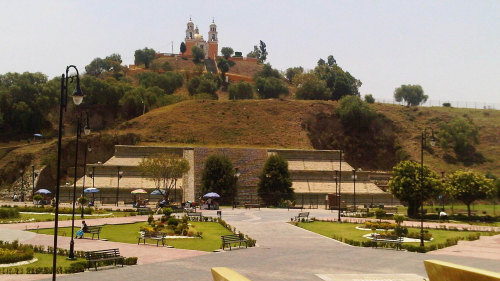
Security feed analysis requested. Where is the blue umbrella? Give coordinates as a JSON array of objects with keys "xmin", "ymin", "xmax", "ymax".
[
  {"xmin": 35, "ymin": 189, "xmax": 51, "ymax": 194},
  {"xmin": 203, "ymin": 192, "xmax": 220, "ymax": 198},
  {"xmin": 150, "ymin": 189, "xmax": 165, "ymax": 195},
  {"xmin": 84, "ymin": 188, "xmax": 100, "ymax": 193}
]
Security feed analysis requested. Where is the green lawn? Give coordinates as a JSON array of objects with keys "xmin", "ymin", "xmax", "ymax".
[
  {"xmin": 297, "ymin": 221, "xmax": 490, "ymax": 248},
  {"xmin": 5, "ymin": 252, "xmax": 85, "ymax": 271},
  {"xmin": 32, "ymin": 221, "xmax": 233, "ymax": 252},
  {"xmin": 397, "ymin": 203, "xmax": 499, "ymax": 217},
  {"xmin": 0, "ymin": 211, "xmax": 132, "ymax": 224}
]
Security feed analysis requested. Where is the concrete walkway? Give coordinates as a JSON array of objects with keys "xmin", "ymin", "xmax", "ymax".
[{"xmin": 24, "ymin": 208, "xmax": 497, "ymax": 281}]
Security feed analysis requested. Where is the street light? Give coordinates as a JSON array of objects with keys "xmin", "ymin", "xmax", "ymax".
[
  {"xmin": 352, "ymin": 169, "xmax": 357, "ymax": 212},
  {"xmin": 52, "ymin": 65, "xmax": 83, "ymax": 281},
  {"xmin": 420, "ymin": 127, "xmax": 436, "ymax": 247},
  {"xmin": 116, "ymin": 167, "xmax": 123, "ymax": 206},
  {"xmin": 233, "ymin": 168, "xmax": 241, "ymax": 209},
  {"xmin": 338, "ymin": 150, "xmax": 343, "ymax": 223},
  {"xmin": 81, "ymin": 142, "xmax": 91, "ymax": 219},
  {"xmin": 69, "ymin": 110, "xmax": 90, "ymax": 260},
  {"xmin": 19, "ymin": 169, "xmax": 25, "ymax": 202}
]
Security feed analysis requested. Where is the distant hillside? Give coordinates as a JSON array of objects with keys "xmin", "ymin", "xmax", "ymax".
[{"xmin": 116, "ymin": 100, "xmax": 500, "ymax": 176}]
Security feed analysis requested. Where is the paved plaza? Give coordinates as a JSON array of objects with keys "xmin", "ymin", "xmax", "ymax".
[{"xmin": 1, "ymin": 208, "xmax": 499, "ymax": 281}]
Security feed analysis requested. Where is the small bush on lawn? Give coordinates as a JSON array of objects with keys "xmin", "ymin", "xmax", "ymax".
[
  {"xmin": 167, "ymin": 217, "xmax": 179, "ymax": 226},
  {"xmin": 0, "ymin": 240, "xmax": 34, "ymax": 263},
  {"xmin": 124, "ymin": 257, "xmax": 138, "ymax": 265},
  {"xmin": 0, "ymin": 207, "xmax": 20, "ymax": 219},
  {"xmin": 364, "ymin": 221, "xmax": 396, "ymax": 230}
]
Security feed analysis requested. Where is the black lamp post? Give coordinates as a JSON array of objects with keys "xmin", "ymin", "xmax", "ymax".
[
  {"xmin": 116, "ymin": 167, "xmax": 123, "ymax": 206},
  {"xmin": 81, "ymin": 142, "xmax": 91, "ymax": 219},
  {"xmin": 352, "ymin": 169, "xmax": 357, "ymax": 212},
  {"xmin": 19, "ymin": 169, "xmax": 25, "ymax": 202},
  {"xmin": 420, "ymin": 127, "xmax": 436, "ymax": 247},
  {"xmin": 69, "ymin": 112, "xmax": 90, "ymax": 260},
  {"xmin": 338, "ymin": 150, "xmax": 343, "ymax": 223},
  {"xmin": 53, "ymin": 65, "xmax": 84, "ymax": 281},
  {"xmin": 31, "ymin": 165, "xmax": 38, "ymax": 202},
  {"xmin": 233, "ymin": 168, "xmax": 240, "ymax": 210}
]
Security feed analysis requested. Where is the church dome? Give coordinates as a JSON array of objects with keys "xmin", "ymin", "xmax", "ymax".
[{"xmin": 194, "ymin": 33, "xmax": 203, "ymax": 39}]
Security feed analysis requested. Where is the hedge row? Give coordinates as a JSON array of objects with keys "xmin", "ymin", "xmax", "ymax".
[{"xmin": 0, "ymin": 205, "xmax": 92, "ymax": 215}]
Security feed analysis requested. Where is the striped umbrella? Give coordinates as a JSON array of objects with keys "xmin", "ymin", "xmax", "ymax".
[{"xmin": 131, "ymin": 189, "xmax": 147, "ymax": 194}]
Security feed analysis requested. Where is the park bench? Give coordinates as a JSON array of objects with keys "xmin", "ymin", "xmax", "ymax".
[
  {"xmin": 82, "ymin": 225, "xmax": 102, "ymax": 240},
  {"xmin": 137, "ymin": 207, "xmax": 152, "ymax": 215},
  {"xmin": 294, "ymin": 212, "xmax": 310, "ymax": 222},
  {"xmin": 137, "ymin": 231, "xmax": 167, "ymax": 247},
  {"xmin": 221, "ymin": 234, "xmax": 248, "ymax": 251},
  {"xmin": 85, "ymin": 248, "xmax": 124, "ymax": 271},
  {"xmin": 371, "ymin": 235, "xmax": 403, "ymax": 250},
  {"xmin": 244, "ymin": 203, "xmax": 260, "ymax": 209},
  {"xmin": 187, "ymin": 212, "xmax": 203, "ymax": 221}
]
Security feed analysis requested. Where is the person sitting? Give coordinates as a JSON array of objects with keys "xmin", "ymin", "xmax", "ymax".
[
  {"xmin": 439, "ymin": 210, "xmax": 448, "ymax": 221},
  {"xmin": 76, "ymin": 221, "xmax": 88, "ymax": 239}
]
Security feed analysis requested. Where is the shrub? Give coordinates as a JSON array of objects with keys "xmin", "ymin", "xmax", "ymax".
[
  {"xmin": 0, "ymin": 207, "xmax": 20, "ymax": 219},
  {"xmin": 375, "ymin": 209, "xmax": 386, "ymax": 221},
  {"xmin": 147, "ymin": 215, "xmax": 154, "ymax": 225},
  {"xmin": 162, "ymin": 207, "xmax": 173, "ymax": 218},
  {"xmin": 336, "ymin": 95, "xmax": 377, "ymax": 132},
  {"xmin": 0, "ymin": 241, "xmax": 34, "ymax": 264},
  {"xmin": 124, "ymin": 257, "xmax": 138, "ymax": 265},
  {"xmin": 167, "ymin": 217, "xmax": 179, "ymax": 226},
  {"xmin": 228, "ymin": 82, "xmax": 253, "ymax": 100},
  {"xmin": 33, "ymin": 194, "xmax": 43, "ymax": 202},
  {"xmin": 364, "ymin": 94, "xmax": 375, "ymax": 104},
  {"xmin": 443, "ymin": 102, "xmax": 451, "ymax": 107}
]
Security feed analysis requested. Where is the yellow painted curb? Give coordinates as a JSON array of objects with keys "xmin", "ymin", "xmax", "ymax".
[
  {"xmin": 211, "ymin": 267, "xmax": 252, "ymax": 281},
  {"xmin": 424, "ymin": 259, "xmax": 500, "ymax": 281}
]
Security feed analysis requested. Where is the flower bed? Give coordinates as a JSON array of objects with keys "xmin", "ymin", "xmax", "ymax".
[
  {"xmin": 364, "ymin": 221, "xmax": 396, "ymax": 230},
  {"xmin": 0, "ymin": 241, "xmax": 33, "ymax": 264}
]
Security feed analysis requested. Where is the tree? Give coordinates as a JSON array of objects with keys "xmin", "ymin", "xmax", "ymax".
[
  {"xmin": 445, "ymin": 170, "xmax": 495, "ymax": 217},
  {"xmin": 336, "ymin": 95, "xmax": 377, "ymax": 132},
  {"xmin": 295, "ymin": 74, "xmax": 330, "ymax": 100},
  {"xmin": 221, "ymin": 47, "xmax": 234, "ymax": 59},
  {"xmin": 192, "ymin": 46, "xmax": 205, "ymax": 64},
  {"xmin": 180, "ymin": 42, "xmax": 186, "ymax": 55},
  {"xmin": 246, "ymin": 45, "xmax": 260, "ymax": 60},
  {"xmin": 228, "ymin": 81, "xmax": 253, "ymax": 100},
  {"xmin": 438, "ymin": 117, "xmax": 483, "ymax": 165},
  {"xmin": 317, "ymin": 58, "xmax": 326, "ymax": 66},
  {"xmin": 138, "ymin": 153, "xmax": 190, "ymax": 202},
  {"xmin": 388, "ymin": 160, "xmax": 442, "ymax": 218},
  {"xmin": 254, "ymin": 63, "xmax": 282, "ymax": 79},
  {"xmin": 258, "ymin": 154, "xmax": 294, "ymax": 206},
  {"xmin": 394, "ymin": 84, "xmax": 428, "ymax": 107},
  {"xmin": 259, "ymin": 40, "xmax": 267, "ymax": 63},
  {"xmin": 200, "ymin": 154, "xmax": 237, "ymax": 204},
  {"xmin": 187, "ymin": 74, "xmax": 220, "ymax": 99},
  {"xmin": 217, "ymin": 58, "xmax": 231, "ymax": 85},
  {"xmin": 134, "ymin": 47, "xmax": 156, "ymax": 69},
  {"xmin": 285, "ymin": 67, "xmax": 303, "ymax": 83},
  {"xmin": 136, "ymin": 72, "xmax": 183, "ymax": 94},
  {"xmin": 254, "ymin": 77, "xmax": 289, "ymax": 99},
  {"xmin": 327, "ymin": 55, "xmax": 336, "ymax": 67},
  {"xmin": 364, "ymin": 94, "xmax": 375, "ymax": 104}
]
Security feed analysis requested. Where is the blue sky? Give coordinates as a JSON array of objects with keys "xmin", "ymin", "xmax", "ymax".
[{"xmin": 1, "ymin": 0, "xmax": 499, "ymax": 104}]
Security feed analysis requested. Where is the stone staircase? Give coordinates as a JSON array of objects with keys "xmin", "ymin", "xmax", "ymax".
[{"xmin": 204, "ymin": 59, "xmax": 217, "ymax": 74}]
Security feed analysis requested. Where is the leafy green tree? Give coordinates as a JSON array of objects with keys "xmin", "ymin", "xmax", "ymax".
[
  {"xmin": 85, "ymin": 58, "xmax": 107, "ymax": 77},
  {"xmin": 336, "ymin": 95, "xmax": 377, "ymax": 132},
  {"xmin": 200, "ymin": 154, "xmax": 237, "ymax": 204},
  {"xmin": 254, "ymin": 77, "xmax": 289, "ymax": 99},
  {"xmin": 285, "ymin": 67, "xmax": 303, "ymax": 83},
  {"xmin": 228, "ymin": 81, "xmax": 253, "ymax": 100},
  {"xmin": 317, "ymin": 58, "xmax": 326, "ymax": 66},
  {"xmin": 254, "ymin": 63, "xmax": 282, "ymax": 79},
  {"xmin": 438, "ymin": 117, "xmax": 483, "ymax": 165},
  {"xmin": 258, "ymin": 154, "xmax": 294, "ymax": 206},
  {"xmin": 134, "ymin": 47, "xmax": 156, "ymax": 69},
  {"xmin": 192, "ymin": 46, "xmax": 205, "ymax": 64},
  {"xmin": 217, "ymin": 58, "xmax": 231, "ymax": 85},
  {"xmin": 364, "ymin": 94, "xmax": 375, "ymax": 104},
  {"xmin": 313, "ymin": 63, "xmax": 361, "ymax": 100},
  {"xmin": 221, "ymin": 47, "xmax": 234, "ymax": 59},
  {"xmin": 327, "ymin": 55, "xmax": 336, "ymax": 66},
  {"xmin": 388, "ymin": 160, "xmax": 442, "ymax": 218},
  {"xmin": 136, "ymin": 72, "xmax": 183, "ymax": 94},
  {"xmin": 187, "ymin": 74, "xmax": 220, "ymax": 99},
  {"xmin": 246, "ymin": 45, "xmax": 260, "ymax": 60},
  {"xmin": 394, "ymin": 84, "xmax": 428, "ymax": 106},
  {"xmin": 180, "ymin": 42, "xmax": 186, "ymax": 55},
  {"xmin": 259, "ymin": 40, "xmax": 267, "ymax": 63},
  {"xmin": 138, "ymin": 153, "xmax": 190, "ymax": 201},
  {"xmin": 445, "ymin": 170, "xmax": 495, "ymax": 216},
  {"xmin": 295, "ymin": 74, "xmax": 330, "ymax": 100}
]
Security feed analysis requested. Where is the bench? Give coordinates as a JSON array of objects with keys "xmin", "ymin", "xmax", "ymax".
[
  {"xmin": 244, "ymin": 204, "xmax": 260, "ymax": 209},
  {"xmin": 371, "ymin": 235, "xmax": 403, "ymax": 250},
  {"xmin": 85, "ymin": 248, "xmax": 124, "ymax": 271},
  {"xmin": 137, "ymin": 207, "xmax": 152, "ymax": 215},
  {"xmin": 294, "ymin": 212, "xmax": 310, "ymax": 222},
  {"xmin": 187, "ymin": 212, "xmax": 203, "ymax": 221},
  {"xmin": 82, "ymin": 225, "xmax": 102, "ymax": 240},
  {"xmin": 137, "ymin": 231, "xmax": 167, "ymax": 247},
  {"xmin": 221, "ymin": 234, "xmax": 248, "ymax": 251}
]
